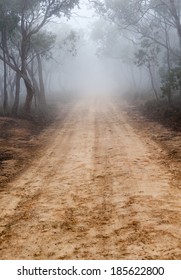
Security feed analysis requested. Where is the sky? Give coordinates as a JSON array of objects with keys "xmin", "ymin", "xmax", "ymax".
[{"xmin": 70, "ymin": 1, "xmax": 96, "ymax": 29}]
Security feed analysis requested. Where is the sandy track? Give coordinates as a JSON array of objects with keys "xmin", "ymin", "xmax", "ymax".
[{"xmin": 0, "ymin": 99, "xmax": 181, "ymax": 259}]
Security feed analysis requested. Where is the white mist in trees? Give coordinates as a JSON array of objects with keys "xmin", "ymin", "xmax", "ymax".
[
  {"xmin": 150, "ymin": 0, "xmax": 181, "ymax": 103},
  {"xmin": 0, "ymin": 0, "xmax": 79, "ymax": 115},
  {"xmin": 90, "ymin": 0, "xmax": 181, "ymax": 103},
  {"xmin": 41, "ymin": 24, "xmax": 83, "ymax": 97},
  {"xmin": 151, "ymin": 0, "xmax": 181, "ymax": 56},
  {"xmin": 90, "ymin": 0, "xmax": 161, "ymax": 96},
  {"xmin": 90, "ymin": 19, "xmax": 147, "ymax": 96}
]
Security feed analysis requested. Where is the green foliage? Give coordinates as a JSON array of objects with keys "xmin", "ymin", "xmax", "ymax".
[
  {"xmin": 31, "ymin": 31, "xmax": 56, "ymax": 59},
  {"xmin": 91, "ymin": 0, "xmax": 144, "ymax": 25},
  {"xmin": 134, "ymin": 40, "xmax": 160, "ymax": 68},
  {"xmin": 0, "ymin": 0, "xmax": 19, "ymax": 35},
  {"xmin": 57, "ymin": 29, "xmax": 80, "ymax": 58},
  {"xmin": 11, "ymin": 0, "xmax": 79, "ymax": 16},
  {"xmin": 63, "ymin": 31, "xmax": 80, "ymax": 57},
  {"xmin": 0, "ymin": 0, "xmax": 80, "ymax": 115},
  {"xmin": 160, "ymin": 66, "xmax": 181, "ymax": 97}
]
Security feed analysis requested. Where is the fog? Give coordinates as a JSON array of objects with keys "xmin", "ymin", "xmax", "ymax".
[
  {"xmin": 0, "ymin": 0, "xmax": 180, "ymax": 114},
  {"xmin": 44, "ymin": 1, "xmax": 147, "ymax": 99},
  {"xmin": 1, "ymin": 0, "xmax": 181, "ymax": 263}
]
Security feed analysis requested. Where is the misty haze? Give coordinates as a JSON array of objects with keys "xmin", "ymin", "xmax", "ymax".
[{"xmin": 0, "ymin": 0, "xmax": 181, "ymax": 261}]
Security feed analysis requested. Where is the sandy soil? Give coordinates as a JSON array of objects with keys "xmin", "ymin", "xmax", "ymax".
[
  {"xmin": 0, "ymin": 117, "xmax": 42, "ymax": 188},
  {"xmin": 0, "ymin": 98, "xmax": 181, "ymax": 260}
]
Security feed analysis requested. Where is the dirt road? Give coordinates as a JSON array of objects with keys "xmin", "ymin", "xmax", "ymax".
[{"xmin": 0, "ymin": 99, "xmax": 181, "ymax": 259}]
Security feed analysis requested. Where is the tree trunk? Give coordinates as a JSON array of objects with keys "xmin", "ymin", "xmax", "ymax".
[
  {"xmin": 163, "ymin": 20, "xmax": 173, "ymax": 106},
  {"xmin": 21, "ymin": 43, "xmax": 35, "ymax": 115},
  {"xmin": 167, "ymin": 90, "xmax": 172, "ymax": 105},
  {"xmin": 164, "ymin": 20, "xmax": 172, "ymax": 71},
  {"xmin": 30, "ymin": 75, "xmax": 39, "ymax": 109},
  {"xmin": 174, "ymin": 19, "xmax": 181, "ymax": 58},
  {"xmin": 0, "ymin": 77, "xmax": 3, "ymax": 100},
  {"xmin": 12, "ymin": 73, "xmax": 21, "ymax": 116},
  {"xmin": 148, "ymin": 64, "xmax": 159, "ymax": 101},
  {"xmin": 37, "ymin": 53, "xmax": 46, "ymax": 108},
  {"xmin": 45, "ymin": 71, "xmax": 52, "ymax": 93},
  {"xmin": 27, "ymin": 62, "xmax": 40, "ymax": 109},
  {"xmin": 9, "ymin": 73, "xmax": 16, "ymax": 105},
  {"xmin": 2, "ymin": 31, "xmax": 8, "ymax": 115},
  {"xmin": 129, "ymin": 63, "xmax": 137, "ymax": 93},
  {"xmin": 24, "ymin": 78, "xmax": 34, "ymax": 115}
]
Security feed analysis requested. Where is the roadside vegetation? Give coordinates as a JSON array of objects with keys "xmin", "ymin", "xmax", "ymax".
[
  {"xmin": 0, "ymin": 0, "xmax": 79, "ymax": 118},
  {"xmin": 0, "ymin": 0, "xmax": 80, "ymax": 187},
  {"xmin": 90, "ymin": 0, "xmax": 181, "ymax": 129}
]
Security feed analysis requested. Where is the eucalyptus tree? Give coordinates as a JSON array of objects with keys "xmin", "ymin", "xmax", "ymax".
[
  {"xmin": 29, "ymin": 31, "xmax": 56, "ymax": 109},
  {"xmin": 0, "ymin": 0, "xmax": 79, "ymax": 115},
  {"xmin": 135, "ymin": 40, "xmax": 160, "ymax": 100},
  {"xmin": 0, "ymin": 0, "xmax": 19, "ymax": 114},
  {"xmin": 90, "ymin": 0, "xmax": 181, "ymax": 103},
  {"xmin": 150, "ymin": 0, "xmax": 181, "ymax": 57}
]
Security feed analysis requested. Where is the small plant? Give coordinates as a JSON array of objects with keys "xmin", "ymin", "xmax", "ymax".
[{"xmin": 160, "ymin": 66, "xmax": 181, "ymax": 102}]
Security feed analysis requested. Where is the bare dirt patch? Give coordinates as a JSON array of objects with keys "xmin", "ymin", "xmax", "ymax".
[
  {"xmin": 0, "ymin": 104, "xmax": 68, "ymax": 190},
  {"xmin": 0, "ymin": 117, "xmax": 42, "ymax": 189},
  {"xmin": 123, "ymin": 102, "xmax": 181, "ymax": 190}
]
